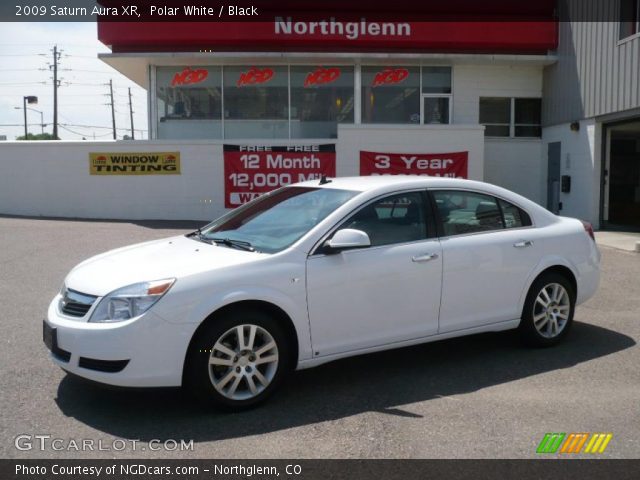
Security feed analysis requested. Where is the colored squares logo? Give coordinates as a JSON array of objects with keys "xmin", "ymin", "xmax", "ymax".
[{"xmin": 537, "ymin": 433, "xmax": 612, "ymax": 454}]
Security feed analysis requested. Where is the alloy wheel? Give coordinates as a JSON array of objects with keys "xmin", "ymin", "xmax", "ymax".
[
  {"xmin": 532, "ymin": 283, "xmax": 571, "ymax": 338},
  {"xmin": 208, "ymin": 324, "xmax": 279, "ymax": 401}
]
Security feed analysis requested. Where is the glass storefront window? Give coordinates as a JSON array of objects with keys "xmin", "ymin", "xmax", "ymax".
[
  {"xmin": 514, "ymin": 98, "xmax": 542, "ymax": 137},
  {"xmin": 422, "ymin": 66, "xmax": 452, "ymax": 124},
  {"xmin": 223, "ymin": 66, "xmax": 288, "ymax": 139},
  {"xmin": 422, "ymin": 67, "xmax": 452, "ymax": 94},
  {"xmin": 361, "ymin": 66, "xmax": 420, "ymax": 124},
  {"xmin": 290, "ymin": 66, "xmax": 354, "ymax": 139},
  {"xmin": 154, "ymin": 64, "xmax": 458, "ymax": 138},
  {"xmin": 156, "ymin": 66, "xmax": 223, "ymax": 139},
  {"xmin": 423, "ymin": 97, "xmax": 450, "ymax": 124},
  {"xmin": 479, "ymin": 97, "xmax": 511, "ymax": 137},
  {"xmin": 479, "ymin": 97, "xmax": 541, "ymax": 137}
]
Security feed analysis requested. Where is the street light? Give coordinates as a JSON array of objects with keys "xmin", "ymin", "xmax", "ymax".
[
  {"xmin": 22, "ymin": 96, "xmax": 38, "ymax": 139},
  {"xmin": 14, "ymin": 106, "xmax": 45, "ymax": 135}
]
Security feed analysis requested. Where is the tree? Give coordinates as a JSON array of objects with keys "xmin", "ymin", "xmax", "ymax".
[{"xmin": 16, "ymin": 133, "xmax": 58, "ymax": 140}]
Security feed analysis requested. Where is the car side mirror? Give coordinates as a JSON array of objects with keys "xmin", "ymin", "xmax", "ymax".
[{"xmin": 324, "ymin": 229, "xmax": 371, "ymax": 253}]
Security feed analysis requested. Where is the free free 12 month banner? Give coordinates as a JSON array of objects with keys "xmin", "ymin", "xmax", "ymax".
[
  {"xmin": 223, "ymin": 145, "xmax": 336, "ymax": 208},
  {"xmin": 360, "ymin": 150, "xmax": 468, "ymax": 178}
]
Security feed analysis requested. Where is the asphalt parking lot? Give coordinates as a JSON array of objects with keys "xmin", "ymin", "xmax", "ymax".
[{"xmin": 1, "ymin": 216, "xmax": 638, "ymax": 459}]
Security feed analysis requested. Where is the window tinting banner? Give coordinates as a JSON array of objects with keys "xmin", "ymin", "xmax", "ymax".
[
  {"xmin": 223, "ymin": 145, "xmax": 336, "ymax": 208},
  {"xmin": 360, "ymin": 151, "xmax": 468, "ymax": 178}
]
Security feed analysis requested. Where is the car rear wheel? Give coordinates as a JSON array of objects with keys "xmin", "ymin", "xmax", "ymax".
[
  {"xmin": 519, "ymin": 272, "xmax": 575, "ymax": 347},
  {"xmin": 185, "ymin": 309, "xmax": 291, "ymax": 410}
]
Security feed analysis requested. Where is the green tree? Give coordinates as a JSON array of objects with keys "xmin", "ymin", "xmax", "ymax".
[{"xmin": 16, "ymin": 133, "xmax": 58, "ymax": 140}]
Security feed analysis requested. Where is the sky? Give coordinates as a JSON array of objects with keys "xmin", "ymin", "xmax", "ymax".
[{"xmin": 0, "ymin": 22, "xmax": 148, "ymax": 140}]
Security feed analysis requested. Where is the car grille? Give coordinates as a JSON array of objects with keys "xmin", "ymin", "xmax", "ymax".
[
  {"xmin": 79, "ymin": 357, "xmax": 130, "ymax": 373},
  {"xmin": 60, "ymin": 288, "xmax": 97, "ymax": 318}
]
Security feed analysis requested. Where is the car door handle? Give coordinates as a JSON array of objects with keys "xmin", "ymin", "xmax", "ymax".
[
  {"xmin": 513, "ymin": 240, "xmax": 533, "ymax": 248},
  {"xmin": 412, "ymin": 253, "xmax": 439, "ymax": 263}
]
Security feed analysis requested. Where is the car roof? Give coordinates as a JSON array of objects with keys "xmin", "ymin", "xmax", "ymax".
[
  {"xmin": 297, "ymin": 175, "xmax": 490, "ymax": 193},
  {"xmin": 295, "ymin": 175, "xmax": 556, "ymax": 225}
]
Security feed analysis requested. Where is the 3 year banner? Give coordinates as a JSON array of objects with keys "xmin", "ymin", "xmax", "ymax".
[
  {"xmin": 224, "ymin": 145, "xmax": 336, "ymax": 208},
  {"xmin": 360, "ymin": 151, "xmax": 468, "ymax": 178}
]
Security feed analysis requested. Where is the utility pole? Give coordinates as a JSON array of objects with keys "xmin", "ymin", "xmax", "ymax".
[
  {"xmin": 109, "ymin": 79, "xmax": 116, "ymax": 140},
  {"xmin": 23, "ymin": 99, "xmax": 28, "ymax": 139},
  {"xmin": 128, "ymin": 88, "xmax": 135, "ymax": 140},
  {"xmin": 50, "ymin": 45, "xmax": 61, "ymax": 140}
]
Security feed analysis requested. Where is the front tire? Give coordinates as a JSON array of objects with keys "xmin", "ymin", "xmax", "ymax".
[
  {"xmin": 519, "ymin": 272, "xmax": 575, "ymax": 347},
  {"xmin": 185, "ymin": 309, "xmax": 291, "ymax": 410}
]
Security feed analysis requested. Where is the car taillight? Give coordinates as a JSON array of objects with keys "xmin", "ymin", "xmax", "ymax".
[{"xmin": 581, "ymin": 220, "xmax": 595, "ymax": 242}]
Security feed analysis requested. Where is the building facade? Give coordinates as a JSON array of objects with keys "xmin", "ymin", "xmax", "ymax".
[
  {"xmin": 543, "ymin": 0, "xmax": 640, "ymax": 230},
  {"xmin": 95, "ymin": 0, "xmax": 640, "ymax": 228}
]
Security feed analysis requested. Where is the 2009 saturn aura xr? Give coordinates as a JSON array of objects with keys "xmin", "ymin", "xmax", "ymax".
[{"xmin": 44, "ymin": 176, "xmax": 600, "ymax": 409}]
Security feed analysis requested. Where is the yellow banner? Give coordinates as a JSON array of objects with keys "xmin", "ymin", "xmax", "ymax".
[{"xmin": 89, "ymin": 152, "xmax": 181, "ymax": 175}]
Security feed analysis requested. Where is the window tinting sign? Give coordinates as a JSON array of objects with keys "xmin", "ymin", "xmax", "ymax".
[{"xmin": 89, "ymin": 152, "xmax": 181, "ymax": 175}]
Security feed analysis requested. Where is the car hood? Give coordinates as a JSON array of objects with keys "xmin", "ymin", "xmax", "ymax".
[{"xmin": 64, "ymin": 235, "xmax": 266, "ymax": 296}]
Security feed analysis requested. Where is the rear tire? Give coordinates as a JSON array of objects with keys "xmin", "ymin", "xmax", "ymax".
[
  {"xmin": 519, "ymin": 272, "xmax": 575, "ymax": 347},
  {"xmin": 185, "ymin": 309, "xmax": 292, "ymax": 411}
]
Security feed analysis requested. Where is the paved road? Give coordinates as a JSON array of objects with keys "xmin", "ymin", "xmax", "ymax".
[{"xmin": 1, "ymin": 216, "xmax": 638, "ymax": 459}]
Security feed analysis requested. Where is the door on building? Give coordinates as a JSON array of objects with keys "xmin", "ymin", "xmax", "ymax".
[
  {"xmin": 547, "ymin": 142, "xmax": 561, "ymax": 214},
  {"xmin": 605, "ymin": 120, "xmax": 640, "ymax": 230}
]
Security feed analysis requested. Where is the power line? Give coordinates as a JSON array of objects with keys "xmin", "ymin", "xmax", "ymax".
[
  {"xmin": 59, "ymin": 123, "xmax": 147, "ymax": 132},
  {"xmin": 0, "ymin": 82, "xmax": 47, "ymax": 86},
  {"xmin": 59, "ymin": 124, "xmax": 113, "ymax": 138},
  {"xmin": 0, "ymin": 69, "xmax": 46, "ymax": 72},
  {"xmin": 0, "ymin": 123, "xmax": 45, "ymax": 127},
  {"xmin": 0, "ymin": 54, "xmax": 48, "ymax": 57}
]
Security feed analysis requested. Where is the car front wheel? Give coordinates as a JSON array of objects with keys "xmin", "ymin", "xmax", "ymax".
[
  {"xmin": 519, "ymin": 272, "xmax": 576, "ymax": 347},
  {"xmin": 185, "ymin": 309, "xmax": 291, "ymax": 410}
]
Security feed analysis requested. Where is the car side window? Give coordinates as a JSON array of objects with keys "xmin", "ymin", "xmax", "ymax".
[
  {"xmin": 339, "ymin": 192, "xmax": 428, "ymax": 247},
  {"xmin": 498, "ymin": 198, "xmax": 532, "ymax": 228},
  {"xmin": 433, "ymin": 190, "xmax": 504, "ymax": 236}
]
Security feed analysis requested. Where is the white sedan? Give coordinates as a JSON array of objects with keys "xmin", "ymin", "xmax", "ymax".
[{"xmin": 44, "ymin": 176, "xmax": 600, "ymax": 409}]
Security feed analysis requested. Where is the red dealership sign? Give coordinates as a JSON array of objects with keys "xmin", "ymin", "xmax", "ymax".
[
  {"xmin": 304, "ymin": 67, "xmax": 341, "ymax": 87},
  {"xmin": 224, "ymin": 145, "xmax": 336, "ymax": 208},
  {"xmin": 360, "ymin": 151, "xmax": 468, "ymax": 178},
  {"xmin": 237, "ymin": 67, "xmax": 275, "ymax": 87},
  {"xmin": 372, "ymin": 68, "xmax": 409, "ymax": 87},
  {"xmin": 99, "ymin": 21, "xmax": 557, "ymax": 54},
  {"xmin": 171, "ymin": 67, "xmax": 208, "ymax": 87}
]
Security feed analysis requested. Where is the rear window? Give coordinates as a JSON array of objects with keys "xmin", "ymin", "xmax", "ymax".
[
  {"xmin": 498, "ymin": 198, "xmax": 532, "ymax": 228},
  {"xmin": 433, "ymin": 190, "xmax": 532, "ymax": 236}
]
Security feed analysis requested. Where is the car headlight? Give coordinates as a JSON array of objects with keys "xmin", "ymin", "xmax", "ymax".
[{"xmin": 89, "ymin": 279, "xmax": 175, "ymax": 323}]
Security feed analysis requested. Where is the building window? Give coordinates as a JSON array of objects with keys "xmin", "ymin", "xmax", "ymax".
[
  {"xmin": 223, "ymin": 66, "xmax": 289, "ymax": 139},
  {"xmin": 620, "ymin": 0, "xmax": 640, "ymax": 39},
  {"xmin": 156, "ymin": 66, "xmax": 222, "ymax": 139},
  {"xmin": 290, "ymin": 66, "xmax": 354, "ymax": 139},
  {"xmin": 361, "ymin": 66, "xmax": 420, "ymax": 124},
  {"xmin": 422, "ymin": 67, "xmax": 452, "ymax": 124},
  {"xmin": 479, "ymin": 97, "xmax": 541, "ymax": 138}
]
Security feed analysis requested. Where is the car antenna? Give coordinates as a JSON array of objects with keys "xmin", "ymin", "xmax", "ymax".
[{"xmin": 319, "ymin": 175, "xmax": 332, "ymax": 185}]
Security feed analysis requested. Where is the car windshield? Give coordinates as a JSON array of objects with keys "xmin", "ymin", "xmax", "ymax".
[{"xmin": 199, "ymin": 186, "xmax": 358, "ymax": 253}]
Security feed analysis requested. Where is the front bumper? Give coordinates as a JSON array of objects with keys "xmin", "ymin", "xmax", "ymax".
[{"xmin": 44, "ymin": 296, "xmax": 197, "ymax": 387}]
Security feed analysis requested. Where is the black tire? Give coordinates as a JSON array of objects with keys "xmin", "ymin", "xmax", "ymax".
[
  {"xmin": 184, "ymin": 308, "xmax": 292, "ymax": 411},
  {"xmin": 519, "ymin": 272, "xmax": 576, "ymax": 347}
]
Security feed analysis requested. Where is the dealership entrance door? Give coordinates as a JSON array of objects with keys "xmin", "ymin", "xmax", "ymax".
[{"xmin": 603, "ymin": 120, "xmax": 640, "ymax": 230}]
